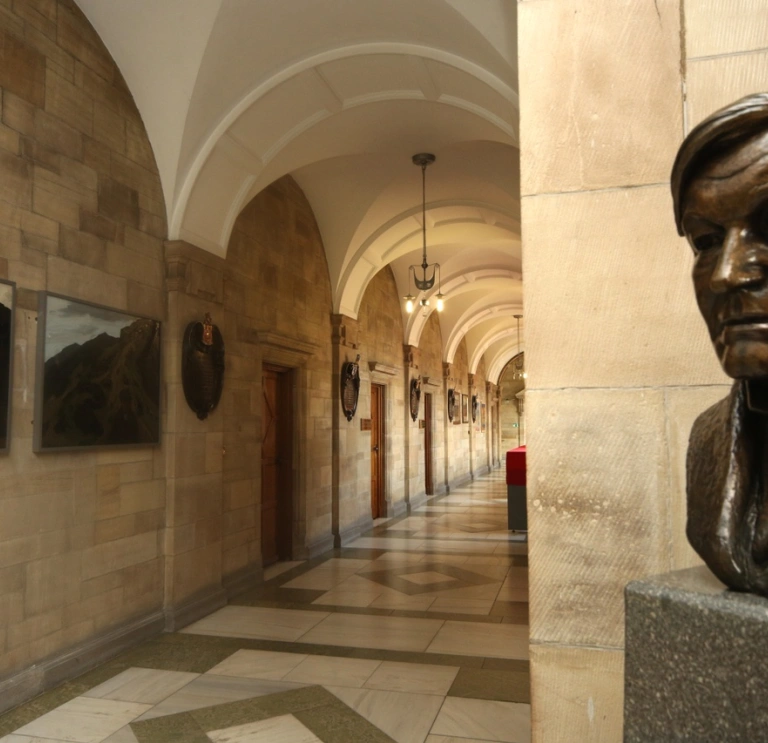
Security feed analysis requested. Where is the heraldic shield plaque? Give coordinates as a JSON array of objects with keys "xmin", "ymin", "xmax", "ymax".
[
  {"xmin": 182, "ymin": 313, "xmax": 225, "ymax": 420},
  {"xmin": 341, "ymin": 355, "xmax": 360, "ymax": 422}
]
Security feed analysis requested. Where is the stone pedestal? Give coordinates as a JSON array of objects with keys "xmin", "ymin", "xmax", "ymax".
[{"xmin": 624, "ymin": 566, "xmax": 768, "ymax": 742}]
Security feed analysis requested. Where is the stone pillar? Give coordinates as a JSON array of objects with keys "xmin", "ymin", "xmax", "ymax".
[
  {"xmin": 518, "ymin": 1, "xmax": 732, "ymax": 739},
  {"xmin": 163, "ymin": 240, "xmax": 227, "ymax": 630},
  {"xmin": 486, "ymin": 381, "xmax": 494, "ymax": 470},
  {"xmin": 331, "ymin": 313, "xmax": 361, "ymax": 546},
  {"xmin": 443, "ymin": 362, "xmax": 452, "ymax": 491},
  {"xmin": 467, "ymin": 373, "xmax": 476, "ymax": 479},
  {"xmin": 403, "ymin": 344, "xmax": 422, "ymax": 509}
]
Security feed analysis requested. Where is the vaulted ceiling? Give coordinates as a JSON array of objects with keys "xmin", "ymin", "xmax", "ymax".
[{"xmin": 78, "ymin": 0, "xmax": 522, "ymax": 383}]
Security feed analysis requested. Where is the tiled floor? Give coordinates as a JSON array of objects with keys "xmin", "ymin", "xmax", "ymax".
[{"xmin": 0, "ymin": 470, "xmax": 529, "ymax": 743}]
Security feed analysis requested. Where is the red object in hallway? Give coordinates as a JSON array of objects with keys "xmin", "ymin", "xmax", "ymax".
[{"xmin": 506, "ymin": 446, "xmax": 526, "ymax": 486}]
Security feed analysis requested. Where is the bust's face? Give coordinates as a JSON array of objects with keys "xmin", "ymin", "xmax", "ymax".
[{"xmin": 682, "ymin": 130, "xmax": 768, "ymax": 379}]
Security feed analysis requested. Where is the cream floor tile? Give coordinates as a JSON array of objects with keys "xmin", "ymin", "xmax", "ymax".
[
  {"xmin": 311, "ymin": 588, "xmax": 380, "ymax": 607},
  {"xmin": 138, "ymin": 675, "xmax": 307, "ymax": 720},
  {"xmin": 1, "ymin": 737, "xmax": 77, "ymax": 742},
  {"xmin": 372, "ymin": 551, "xmax": 424, "ymax": 565},
  {"xmin": 364, "ymin": 661, "xmax": 459, "ymax": 695},
  {"xmin": 83, "ymin": 668, "xmax": 198, "ymax": 704},
  {"xmin": 369, "ymin": 593, "xmax": 436, "ymax": 611},
  {"xmin": 501, "ymin": 568, "xmax": 529, "ymax": 588},
  {"xmin": 427, "ymin": 583, "xmax": 501, "ymax": 600},
  {"xmin": 102, "ymin": 728, "xmax": 139, "ymax": 743},
  {"xmin": 430, "ymin": 698, "xmax": 531, "ymax": 743},
  {"xmin": 329, "ymin": 687, "xmax": 444, "ymax": 743},
  {"xmin": 428, "ymin": 598, "xmax": 494, "ymax": 615},
  {"xmin": 427, "ymin": 737, "xmax": 500, "ymax": 742},
  {"xmin": 206, "ymin": 649, "xmax": 307, "ymax": 680},
  {"xmin": 299, "ymin": 612, "xmax": 444, "ymax": 652},
  {"xmin": 425, "ymin": 540, "xmax": 497, "ymax": 554},
  {"xmin": 207, "ymin": 713, "xmax": 322, "ymax": 743},
  {"xmin": 181, "ymin": 606, "xmax": 329, "ymax": 641},
  {"xmin": 402, "ymin": 571, "xmax": 457, "ymax": 586},
  {"xmin": 495, "ymin": 587, "xmax": 528, "ymax": 603},
  {"xmin": 426, "ymin": 621, "xmax": 529, "ymax": 660},
  {"xmin": 418, "ymin": 554, "xmax": 468, "ymax": 566},
  {"xmin": 465, "ymin": 555, "xmax": 512, "ymax": 570},
  {"xmin": 13, "ymin": 697, "xmax": 151, "ymax": 743},
  {"xmin": 281, "ymin": 569, "xmax": 360, "ymax": 591},
  {"xmin": 283, "ymin": 655, "xmax": 381, "ymax": 687},
  {"xmin": 263, "ymin": 561, "xmax": 305, "ymax": 581}
]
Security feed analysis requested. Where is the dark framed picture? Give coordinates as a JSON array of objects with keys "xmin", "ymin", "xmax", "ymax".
[
  {"xmin": 0, "ymin": 279, "xmax": 15, "ymax": 453},
  {"xmin": 461, "ymin": 393, "xmax": 469, "ymax": 423},
  {"xmin": 33, "ymin": 293, "xmax": 161, "ymax": 451}
]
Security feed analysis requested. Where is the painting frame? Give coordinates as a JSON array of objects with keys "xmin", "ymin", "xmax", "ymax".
[
  {"xmin": 33, "ymin": 292, "xmax": 162, "ymax": 452},
  {"xmin": 0, "ymin": 279, "xmax": 15, "ymax": 454},
  {"xmin": 461, "ymin": 393, "xmax": 469, "ymax": 423}
]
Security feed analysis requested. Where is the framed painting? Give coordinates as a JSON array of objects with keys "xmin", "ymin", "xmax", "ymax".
[
  {"xmin": 0, "ymin": 279, "xmax": 15, "ymax": 453},
  {"xmin": 33, "ymin": 293, "xmax": 161, "ymax": 451},
  {"xmin": 461, "ymin": 393, "xmax": 469, "ymax": 423}
]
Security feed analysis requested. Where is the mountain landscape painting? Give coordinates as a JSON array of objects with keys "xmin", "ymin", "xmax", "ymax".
[
  {"xmin": 0, "ymin": 281, "xmax": 13, "ymax": 452},
  {"xmin": 34, "ymin": 295, "xmax": 161, "ymax": 450}
]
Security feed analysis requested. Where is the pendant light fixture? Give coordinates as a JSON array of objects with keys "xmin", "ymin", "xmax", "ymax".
[
  {"xmin": 513, "ymin": 314, "xmax": 527, "ymax": 380},
  {"xmin": 404, "ymin": 153, "xmax": 444, "ymax": 314}
]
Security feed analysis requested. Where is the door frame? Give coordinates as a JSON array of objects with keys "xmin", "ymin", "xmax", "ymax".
[
  {"xmin": 424, "ymin": 392, "xmax": 434, "ymax": 495},
  {"xmin": 261, "ymin": 363, "xmax": 294, "ymax": 564},
  {"xmin": 370, "ymin": 382, "xmax": 386, "ymax": 518}
]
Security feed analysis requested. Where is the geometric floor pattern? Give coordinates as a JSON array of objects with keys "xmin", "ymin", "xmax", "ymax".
[{"xmin": 0, "ymin": 469, "xmax": 530, "ymax": 743}]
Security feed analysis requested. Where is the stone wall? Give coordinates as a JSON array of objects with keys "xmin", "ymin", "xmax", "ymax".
[
  {"xmin": 445, "ymin": 339, "xmax": 471, "ymax": 487},
  {"xmin": 471, "ymin": 357, "xmax": 489, "ymax": 474},
  {"xmin": 417, "ymin": 311, "xmax": 445, "ymax": 495},
  {"xmin": 0, "ymin": 0, "xmax": 167, "ymax": 695},
  {"xmin": 499, "ymin": 359, "xmax": 525, "ymax": 451},
  {"xmin": 354, "ymin": 267, "xmax": 405, "ymax": 526},
  {"xmin": 518, "ymin": 0, "xmax": 735, "ymax": 739}
]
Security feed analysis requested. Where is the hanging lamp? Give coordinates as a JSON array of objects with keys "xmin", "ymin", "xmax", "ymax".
[{"xmin": 403, "ymin": 153, "xmax": 444, "ymax": 314}]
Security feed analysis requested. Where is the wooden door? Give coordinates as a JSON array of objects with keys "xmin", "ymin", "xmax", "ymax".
[
  {"xmin": 370, "ymin": 384, "xmax": 385, "ymax": 518},
  {"xmin": 261, "ymin": 365, "xmax": 293, "ymax": 566},
  {"xmin": 424, "ymin": 392, "xmax": 433, "ymax": 494}
]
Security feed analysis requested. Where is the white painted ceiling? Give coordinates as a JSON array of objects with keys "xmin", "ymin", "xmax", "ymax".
[{"xmin": 78, "ymin": 0, "xmax": 522, "ymax": 384}]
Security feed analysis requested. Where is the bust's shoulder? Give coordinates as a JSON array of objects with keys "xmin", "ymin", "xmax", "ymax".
[{"xmin": 690, "ymin": 386, "xmax": 737, "ymax": 445}]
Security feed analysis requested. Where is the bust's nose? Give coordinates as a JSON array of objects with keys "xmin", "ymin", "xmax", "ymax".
[{"xmin": 710, "ymin": 225, "xmax": 768, "ymax": 293}]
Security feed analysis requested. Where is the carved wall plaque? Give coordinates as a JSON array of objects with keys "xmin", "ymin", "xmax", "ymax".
[
  {"xmin": 410, "ymin": 377, "xmax": 421, "ymax": 422},
  {"xmin": 341, "ymin": 355, "xmax": 360, "ymax": 422},
  {"xmin": 447, "ymin": 388, "xmax": 456, "ymax": 422},
  {"xmin": 182, "ymin": 313, "xmax": 225, "ymax": 420},
  {"xmin": 471, "ymin": 394, "xmax": 479, "ymax": 423}
]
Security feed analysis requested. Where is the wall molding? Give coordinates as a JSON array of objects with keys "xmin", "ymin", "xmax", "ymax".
[
  {"xmin": 336, "ymin": 514, "xmax": 374, "ymax": 547},
  {"xmin": 165, "ymin": 584, "xmax": 227, "ymax": 632},
  {"xmin": 223, "ymin": 566, "xmax": 263, "ymax": 600}
]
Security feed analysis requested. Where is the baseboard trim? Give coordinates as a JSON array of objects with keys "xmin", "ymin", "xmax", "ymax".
[
  {"xmin": 475, "ymin": 464, "xmax": 491, "ymax": 477},
  {"xmin": 305, "ymin": 532, "xmax": 335, "ymax": 558},
  {"xmin": 223, "ymin": 566, "xmax": 263, "ymax": 601},
  {"xmin": 407, "ymin": 492, "xmax": 427, "ymax": 513},
  {"xmin": 0, "ymin": 609, "xmax": 165, "ymax": 715},
  {"xmin": 165, "ymin": 584, "xmax": 227, "ymax": 632},
  {"xmin": 448, "ymin": 472, "xmax": 473, "ymax": 491},
  {"xmin": 390, "ymin": 499, "xmax": 408, "ymax": 518},
  {"xmin": 336, "ymin": 515, "xmax": 374, "ymax": 547}
]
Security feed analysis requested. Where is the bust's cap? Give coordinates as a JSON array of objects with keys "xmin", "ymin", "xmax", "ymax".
[{"xmin": 672, "ymin": 93, "xmax": 768, "ymax": 235}]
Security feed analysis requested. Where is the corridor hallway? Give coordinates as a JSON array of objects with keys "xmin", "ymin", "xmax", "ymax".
[{"xmin": 0, "ymin": 471, "xmax": 530, "ymax": 743}]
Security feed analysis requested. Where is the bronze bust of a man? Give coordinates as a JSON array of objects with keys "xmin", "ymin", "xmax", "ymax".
[{"xmin": 673, "ymin": 93, "xmax": 768, "ymax": 596}]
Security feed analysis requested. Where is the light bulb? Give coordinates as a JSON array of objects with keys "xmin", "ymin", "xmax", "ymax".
[
  {"xmin": 405, "ymin": 298, "xmax": 414, "ymax": 313},
  {"xmin": 436, "ymin": 295, "xmax": 444, "ymax": 312}
]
